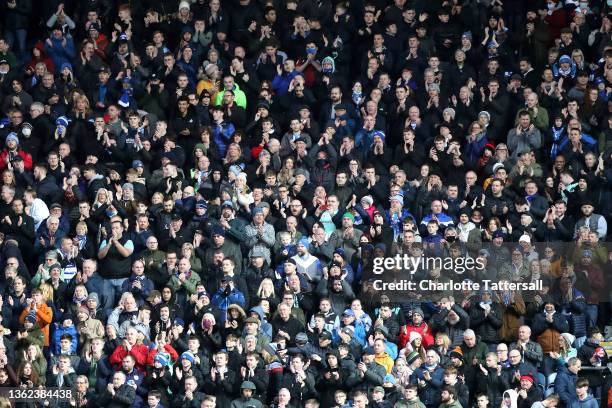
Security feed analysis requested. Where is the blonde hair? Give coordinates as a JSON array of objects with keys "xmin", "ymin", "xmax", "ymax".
[
  {"xmin": 76, "ymin": 221, "xmax": 88, "ymax": 234},
  {"xmin": 39, "ymin": 283, "xmax": 54, "ymax": 301},
  {"xmin": 257, "ymin": 278, "xmax": 276, "ymax": 298},
  {"xmin": 435, "ymin": 332, "xmax": 451, "ymax": 350},
  {"xmin": 94, "ymin": 188, "xmax": 110, "ymax": 206},
  {"xmin": 72, "ymin": 94, "xmax": 91, "ymax": 115},
  {"xmin": 571, "ymin": 49, "xmax": 584, "ymax": 60}
]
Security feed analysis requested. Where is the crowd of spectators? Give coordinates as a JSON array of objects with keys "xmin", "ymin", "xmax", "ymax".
[{"xmin": 0, "ymin": 0, "xmax": 608, "ymax": 407}]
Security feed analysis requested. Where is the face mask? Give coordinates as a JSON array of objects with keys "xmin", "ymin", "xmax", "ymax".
[
  {"xmin": 547, "ymin": 2, "xmax": 555, "ymax": 9},
  {"xmin": 322, "ymin": 68, "xmax": 333, "ymax": 75},
  {"xmin": 608, "ymin": 0, "xmax": 612, "ymax": 6},
  {"xmin": 22, "ymin": 127, "xmax": 31, "ymax": 138},
  {"xmin": 306, "ymin": 47, "xmax": 316, "ymax": 54}
]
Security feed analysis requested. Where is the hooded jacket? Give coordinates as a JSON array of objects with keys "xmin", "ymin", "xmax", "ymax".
[
  {"xmin": 554, "ymin": 365, "xmax": 578, "ymax": 408},
  {"xmin": 569, "ymin": 394, "xmax": 598, "ymax": 408},
  {"xmin": 503, "ymin": 389, "xmax": 519, "ymax": 408},
  {"xmin": 213, "ymin": 83, "xmax": 247, "ymax": 109}
]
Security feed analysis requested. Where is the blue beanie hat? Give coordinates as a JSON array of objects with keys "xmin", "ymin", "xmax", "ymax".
[
  {"xmin": 181, "ymin": 351, "xmax": 195, "ymax": 364},
  {"xmin": 298, "ymin": 237, "xmax": 310, "ymax": 250},
  {"xmin": 154, "ymin": 352, "xmax": 170, "ymax": 367},
  {"xmin": 372, "ymin": 131, "xmax": 386, "ymax": 143},
  {"xmin": 56, "ymin": 116, "xmax": 69, "ymax": 127},
  {"xmin": 5, "ymin": 132, "xmax": 18, "ymax": 146}
]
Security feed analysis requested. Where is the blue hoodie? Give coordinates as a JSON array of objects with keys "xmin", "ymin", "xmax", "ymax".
[
  {"xmin": 569, "ymin": 394, "xmax": 598, "ymax": 408},
  {"xmin": 250, "ymin": 306, "xmax": 273, "ymax": 339}
]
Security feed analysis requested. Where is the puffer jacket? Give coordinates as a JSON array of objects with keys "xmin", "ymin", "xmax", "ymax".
[
  {"xmin": 409, "ymin": 365, "xmax": 444, "ymax": 406},
  {"xmin": 554, "ymin": 365, "xmax": 578, "ymax": 408},
  {"xmin": 470, "ymin": 301, "xmax": 503, "ymax": 344},
  {"xmin": 557, "ymin": 290, "xmax": 588, "ymax": 338},
  {"xmin": 532, "ymin": 311, "xmax": 569, "ymax": 353}
]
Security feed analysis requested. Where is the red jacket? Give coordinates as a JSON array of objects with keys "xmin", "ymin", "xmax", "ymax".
[
  {"xmin": 398, "ymin": 322, "xmax": 435, "ymax": 349},
  {"xmin": 109, "ymin": 343, "xmax": 149, "ymax": 371},
  {"xmin": 0, "ymin": 149, "xmax": 33, "ymax": 171}
]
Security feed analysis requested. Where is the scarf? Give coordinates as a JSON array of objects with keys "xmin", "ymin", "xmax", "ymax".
[
  {"xmin": 551, "ymin": 126, "xmax": 565, "ymax": 158},
  {"xmin": 561, "ymin": 183, "xmax": 578, "ymax": 204},
  {"xmin": 75, "ymin": 234, "xmax": 87, "ymax": 250},
  {"xmin": 73, "ymin": 292, "xmax": 88, "ymax": 304}
]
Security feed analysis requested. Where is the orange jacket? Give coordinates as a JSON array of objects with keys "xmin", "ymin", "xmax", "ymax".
[{"xmin": 19, "ymin": 303, "xmax": 53, "ymax": 346}]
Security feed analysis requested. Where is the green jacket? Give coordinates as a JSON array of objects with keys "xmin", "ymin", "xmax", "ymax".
[
  {"xmin": 0, "ymin": 51, "xmax": 17, "ymax": 70},
  {"xmin": 214, "ymin": 84, "xmax": 247, "ymax": 109},
  {"xmin": 515, "ymin": 106, "xmax": 549, "ymax": 132},
  {"xmin": 142, "ymin": 249, "xmax": 166, "ymax": 275},
  {"xmin": 168, "ymin": 270, "xmax": 201, "ymax": 295},
  {"xmin": 461, "ymin": 340, "xmax": 489, "ymax": 366},
  {"xmin": 440, "ymin": 399, "xmax": 464, "ymax": 408},
  {"xmin": 25, "ymin": 326, "xmax": 45, "ymax": 348},
  {"xmin": 404, "ymin": 398, "xmax": 426, "ymax": 408}
]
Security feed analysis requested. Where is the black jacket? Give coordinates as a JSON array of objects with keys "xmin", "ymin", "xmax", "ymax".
[
  {"xmin": 97, "ymin": 384, "xmax": 136, "ymax": 408},
  {"xmin": 469, "ymin": 301, "xmax": 503, "ymax": 344}
]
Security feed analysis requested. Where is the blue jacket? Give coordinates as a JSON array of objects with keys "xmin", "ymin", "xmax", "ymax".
[
  {"xmin": 121, "ymin": 274, "xmax": 154, "ymax": 306},
  {"xmin": 559, "ymin": 133, "xmax": 597, "ymax": 152},
  {"xmin": 124, "ymin": 368, "xmax": 147, "ymax": 408},
  {"xmin": 52, "ymin": 324, "xmax": 78, "ymax": 355},
  {"xmin": 569, "ymin": 395, "xmax": 598, "ymax": 408},
  {"xmin": 212, "ymin": 121, "xmax": 236, "ymax": 157},
  {"xmin": 410, "ymin": 365, "xmax": 445, "ymax": 406},
  {"xmin": 271, "ymin": 71, "xmax": 300, "ymax": 96},
  {"xmin": 211, "ymin": 288, "xmax": 246, "ymax": 321},
  {"xmin": 355, "ymin": 128, "xmax": 378, "ymax": 153},
  {"xmin": 44, "ymin": 37, "xmax": 76, "ymax": 74},
  {"xmin": 554, "ymin": 365, "xmax": 578, "ymax": 408},
  {"xmin": 332, "ymin": 322, "xmax": 367, "ymax": 348},
  {"xmin": 420, "ymin": 212, "xmax": 455, "ymax": 230},
  {"xmin": 384, "ymin": 208, "xmax": 413, "ymax": 240},
  {"xmin": 464, "ymin": 135, "xmax": 488, "ymax": 166}
]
